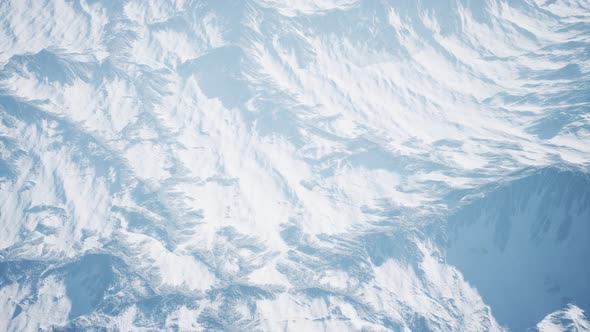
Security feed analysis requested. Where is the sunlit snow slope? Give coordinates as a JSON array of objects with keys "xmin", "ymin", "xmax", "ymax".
[{"xmin": 0, "ymin": 0, "xmax": 589, "ymax": 331}]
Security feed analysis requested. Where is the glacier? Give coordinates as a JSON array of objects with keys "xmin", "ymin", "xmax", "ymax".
[{"xmin": 0, "ymin": 0, "xmax": 589, "ymax": 331}]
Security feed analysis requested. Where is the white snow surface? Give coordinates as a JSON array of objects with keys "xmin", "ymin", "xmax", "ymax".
[
  {"xmin": 0, "ymin": 0, "xmax": 589, "ymax": 331},
  {"xmin": 536, "ymin": 305, "xmax": 590, "ymax": 332}
]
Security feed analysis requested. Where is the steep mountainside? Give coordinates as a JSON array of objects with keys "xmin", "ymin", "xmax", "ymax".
[
  {"xmin": 447, "ymin": 168, "xmax": 590, "ymax": 331},
  {"xmin": 0, "ymin": 0, "xmax": 589, "ymax": 330}
]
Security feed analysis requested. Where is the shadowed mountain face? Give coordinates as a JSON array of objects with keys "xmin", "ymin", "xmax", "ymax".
[
  {"xmin": 446, "ymin": 168, "xmax": 590, "ymax": 331},
  {"xmin": 0, "ymin": 0, "xmax": 589, "ymax": 331}
]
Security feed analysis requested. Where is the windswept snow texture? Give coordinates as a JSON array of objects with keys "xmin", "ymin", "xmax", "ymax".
[
  {"xmin": 535, "ymin": 305, "xmax": 590, "ymax": 332},
  {"xmin": 0, "ymin": 0, "xmax": 589, "ymax": 331}
]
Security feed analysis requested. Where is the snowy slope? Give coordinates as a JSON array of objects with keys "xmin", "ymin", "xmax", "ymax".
[
  {"xmin": 446, "ymin": 167, "xmax": 590, "ymax": 331},
  {"xmin": 535, "ymin": 305, "xmax": 590, "ymax": 332},
  {"xmin": 0, "ymin": 0, "xmax": 589, "ymax": 331}
]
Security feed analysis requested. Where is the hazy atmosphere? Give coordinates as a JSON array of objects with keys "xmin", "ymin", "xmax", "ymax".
[{"xmin": 0, "ymin": 0, "xmax": 589, "ymax": 331}]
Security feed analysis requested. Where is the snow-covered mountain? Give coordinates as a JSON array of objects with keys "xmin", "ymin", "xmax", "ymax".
[
  {"xmin": 0, "ymin": 0, "xmax": 589, "ymax": 331},
  {"xmin": 446, "ymin": 167, "xmax": 590, "ymax": 331},
  {"xmin": 535, "ymin": 304, "xmax": 590, "ymax": 332}
]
